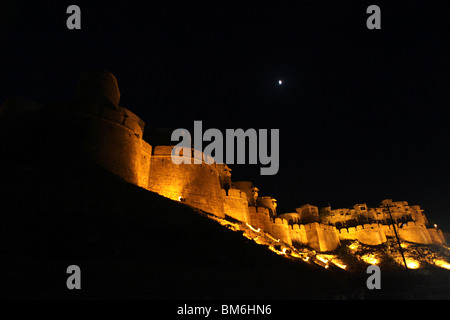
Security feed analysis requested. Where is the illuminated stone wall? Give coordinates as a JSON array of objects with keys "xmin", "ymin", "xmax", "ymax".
[
  {"xmin": 304, "ymin": 222, "xmax": 340, "ymax": 252},
  {"xmin": 57, "ymin": 70, "xmax": 152, "ymax": 187},
  {"xmin": 69, "ymin": 105, "xmax": 148, "ymax": 188},
  {"xmin": 428, "ymin": 228, "xmax": 446, "ymax": 245},
  {"xmin": 338, "ymin": 223, "xmax": 387, "ymax": 245},
  {"xmin": 275, "ymin": 221, "xmax": 341, "ymax": 252},
  {"xmin": 271, "ymin": 218, "xmax": 292, "ymax": 245},
  {"xmin": 223, "ymin": 188, "xmax": 250, "ymax": 223},
  {"xmin": 139, "ymin": 141, "xmax": 152, "ymax": 189},
  {"xmin": 147, "ymin": 146, "xmax": 225, "ymax": 218},
  {"xmin": 397, "ymin": 221, "xmax": 433, "ymax": 244},
  {"xmin": 289, "ymin": 224, "xmax": 308, "ymax": 246},
  {"xmin": 247, "ymin": 207, "xmax": 272, "ymax": 232},
  {"xmin": 30, "ymin": 100, "xmax": 150, "ymax": 189}
]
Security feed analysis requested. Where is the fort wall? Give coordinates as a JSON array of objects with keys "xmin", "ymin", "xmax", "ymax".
[
  {"xmin": 287, "ymin": 222, "xmax": 340, "ymax": 252},
  {"xmin": 428, "ymin": 228, "xmax": 446, "ymax": 245},
  {"xmin": 271, "ymin": 218, "xmax": 292, "ymax": 245},
  {"xmin": 380, "ymin": 222, "xmax": 447, "ymax": 245},
  {"xmin": 247, "ymin": 207, "xmax": 272, "ymax": 232},
  {"xmin": 34, "ymin": 102, "xmax": 148, "ymax": 188},
  {"xmin": 139, "ymin": 141, "xmax": 152, "ymax": 189},
  {"xmin": 222, "ymin": 188, "xmax": 250, "ymax": 223},
  {"xmin": 304, "ymin": 222, "xmax": 340, "ymax": 252},
  {"xmin": 75, "ymin": 106, "xmax": 147, "ymax": 187},
  {"xmin": 397, "ymin": 221, "xmax": 433, "ymax": 244},
  {"xmin": 381, "ymin": 224, "xmax": 394, "ymax": 238},
  {"xmin": 147, "ymin": 146, "xmax": 225, "ymax": 218},
  {"xmin": 338, "ymin": 223, "xmax": 387, "ymax": 245},
  {"xmin": 289, "ymin": 224, "xmax": 308, "ymax": 246},
  {"xmin": 20, "ymin": 71, "xmax": 153, "ymax": 189}
]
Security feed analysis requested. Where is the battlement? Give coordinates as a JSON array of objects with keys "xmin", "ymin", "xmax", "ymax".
[
  {"xmin": 273, "ymin": 218, "xmax": 289, "ymax": 225},
  {"xmin": 222, "ymin": 187, "xmax": 250, "ymax": 223},
  {"xmin": 303, "ymin": 222, "xmax": 336, "ymax": 232},
  {"xmin": 402, "ymin": 221, "xmax": 426, "ymax": 228},
  {"xmin": 337, "ymin": 223, "xmax": 386, "ymax": 245},
  {"xmin": 290, "ymin": 224, "xmax": 305, "ymax": 231},
  {"xmin": 246, "ymin": 206, "xmax": 271, "ymax": 232},
  {"xmin": 338, "ymin": 223, "xmax": 381, "ymax": 234},
  {"xmin": 222, "ymin": 188, "xmax": 248, "ymax": 200},
  {"xmin": 248, "ymin": 206, "xmax": 270, "ymax": 214}
]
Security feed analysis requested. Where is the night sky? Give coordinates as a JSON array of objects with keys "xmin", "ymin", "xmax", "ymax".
[{"xmin": 1, "ymin": 1, "xmax": 449, "ymax": 228}]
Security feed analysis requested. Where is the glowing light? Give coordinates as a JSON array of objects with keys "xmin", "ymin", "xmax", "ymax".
[
  {"xmin": 434, "ymin": 224, "xmax": 437, "ymax": 228},
  {"xmin": 316, "ymin": 255, "xmax": 329, "ymax": 264},
  {"xmin": 278, "ymin": 80, "xmax": 282, "ymax": 85},
  {"xmin": 315, "ymin": 255, "xmax": 330, "ymax": 269},
  {"xmin": 434, "ymin": 260, "xmax": 450, "ymax": 270},
  {"xmin": 348, "ymin": 242, "xmax": 359, "ymax": 251},
  {"xmin": 406, "ymin": 259, "xmax": 420, "ymax": 269},
  {"xmin": 291, "ymin": 251, "xmax": 307, "ymax": 259},
  {"xmin": 201, "ymin": 206, "xmax": 341, "ymax": 270},
  {"xmin": 322, "ymin": 255, "xmax": 347, "ymax": 270},
  {"xmin": 361, "ymin": 254, "xmax": 378, "ymax": 265},
  {"xmin": 246, "ymin": 223, "xmax": 260, "ymax": 232},
  {"xmin": 268, "ymin": 245, "xmax": 287, "ymax": 256},
  {"xmin": 332, "ymin": 260, "xmax": 347, "ymax": 270}
]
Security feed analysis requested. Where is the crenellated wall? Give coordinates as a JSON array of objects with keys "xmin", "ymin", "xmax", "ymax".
[
  {"xmin": 289, "ymin": 224, "xmax": 308, "ymax": 246},
  {"xmin": 271, "ymin": 218, "xmax": 292, "ymax": 245},
  {"xmin": 248, "ymin": 207, "xmax": 272, "ymax": 233},
  {"xmin": 396, "ymin": 221, "xmax": 432, "ymax": 244},
  {"xmin": 222, "ymin": 188, "xmax": 250, "ymax": 223},
  {"xmin": 304, "ymin": 222, "xmax": 340, "ymax": 252},
  {"xmin": 338, "ymin": 223, "xmax": 387, "ymax": 245},
  {"xmin": 271, "ymin": 221, "xmax": 341, "ymax": 252}
]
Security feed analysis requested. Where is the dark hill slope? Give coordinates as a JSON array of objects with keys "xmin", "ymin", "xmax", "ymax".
[{"xmin": 1, "ymin": 159, "xmax": 349, "ymax": 299}]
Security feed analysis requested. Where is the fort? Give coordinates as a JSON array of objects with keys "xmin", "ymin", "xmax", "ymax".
[{"xmin": 0, "ymin": 70, "xmax": 446, "ymax": 255}]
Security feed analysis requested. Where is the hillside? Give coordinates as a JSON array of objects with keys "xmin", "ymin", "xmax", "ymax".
[
  {"xmin": 1, "ymin": 157, "xmax": 352, "ymax": 299},
  {"xmin": 2, "ymin": 157, "xmax": 449, "ymax": 299}
]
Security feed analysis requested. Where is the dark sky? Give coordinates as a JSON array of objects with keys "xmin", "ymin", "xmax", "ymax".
[{"xmin": 1, "ymin": 1, "xmax": 449, "ymax": 228}]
